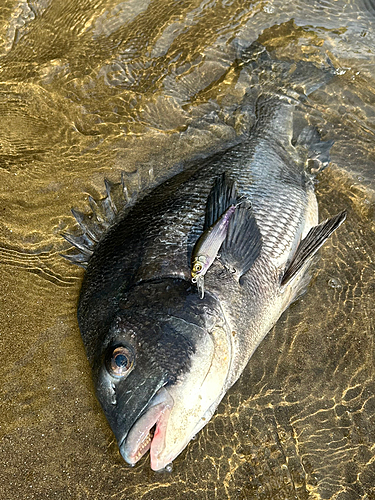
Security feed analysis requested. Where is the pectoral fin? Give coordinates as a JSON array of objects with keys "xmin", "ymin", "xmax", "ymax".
[
  {"xmin": 220, "ymin": 201, "xmax": 262, "ymax": 280},
  {"xmin": 281, "ymin": 210, "xmax": 347, "ymax": 286},
  {"xmin": 204, "ymin": 172, "xmax": 237, "ymax": 230}
]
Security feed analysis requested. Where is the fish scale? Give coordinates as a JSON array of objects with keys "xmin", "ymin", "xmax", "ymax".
[{"xmin": 134, "ymin": 127, "xmax": 308, "ymax": 281}]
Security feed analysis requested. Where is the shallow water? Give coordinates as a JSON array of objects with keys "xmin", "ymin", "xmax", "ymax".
[{"xmin": 0, "ymin": 1, "xmax": 375, "ymax": 499}]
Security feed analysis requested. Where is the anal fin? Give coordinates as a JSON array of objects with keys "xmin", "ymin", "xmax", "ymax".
[
  {"xmin": 220, "ymin": 201, "xmax": 262, "ymax": 280},
  {"xmin": 281, "ymin": 210, "xmax": 346, "ymax": 286}
]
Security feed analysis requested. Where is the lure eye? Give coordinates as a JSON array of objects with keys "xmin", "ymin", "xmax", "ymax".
[
  {"xmin": 194, "ymin": 263, "xmax": 203, "ymax": 273},
  {"xmin": 106, "ymin": 345, "xmax": 134, "ymax": 378}
]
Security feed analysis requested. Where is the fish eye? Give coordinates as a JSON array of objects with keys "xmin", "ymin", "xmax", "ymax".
[
  {"xmin": 106, "ymin": 345, "xmax": 134, "ymax": 378},
  {"xmin": 194, "ymin": 263, "xmax": 202, "ymax": 272}
]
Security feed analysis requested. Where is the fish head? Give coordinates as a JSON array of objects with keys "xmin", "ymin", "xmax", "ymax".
[{"xmin": 93, "ymin": 278, "xmax": 232, "ymax": 471}]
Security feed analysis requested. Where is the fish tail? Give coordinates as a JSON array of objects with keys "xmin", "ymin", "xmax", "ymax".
[
  {"xmin": 294, "ymin": 125, "xmax": 334, "ymax": 174},
  {"xmin": 237, "ymin": 41, "xmax": 335, "ymax": 100}
]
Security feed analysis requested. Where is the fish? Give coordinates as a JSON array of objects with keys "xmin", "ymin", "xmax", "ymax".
[{"xmin": 63, "ymin": 63, "xmax": 346, "ymax": 472}]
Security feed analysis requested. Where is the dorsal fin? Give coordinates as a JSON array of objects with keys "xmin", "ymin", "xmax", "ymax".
[
  {"xmin": 281, "ymin": 210, "xmax": 347, "ymax": 286},
  {"xmin": 61, "ymin": 170, "xmax": 146, "ymax": 267}
]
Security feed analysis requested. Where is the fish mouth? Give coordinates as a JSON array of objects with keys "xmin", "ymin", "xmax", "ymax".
[{"xmin": 119, "ymin": 387, "xmax": 174, "ymax": 470}]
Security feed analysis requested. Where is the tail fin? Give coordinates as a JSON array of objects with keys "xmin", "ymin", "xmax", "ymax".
[
  {"xmin": 294, "ymin": 125, "xmax": 334, "ymax": 174},
  {"xmin": 237, "ymin": 42, "xmax": 335, "ymax": 102}
]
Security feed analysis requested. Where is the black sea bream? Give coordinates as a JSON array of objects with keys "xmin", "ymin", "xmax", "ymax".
[{"xmin": 65, "ymin": 79, "xmax": 345, "ymax": 471}]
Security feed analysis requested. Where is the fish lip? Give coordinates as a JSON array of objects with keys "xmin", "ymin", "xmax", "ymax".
[{"xmin": 119, "ymin": 387, "xmax": 174, "ymax": 469}]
